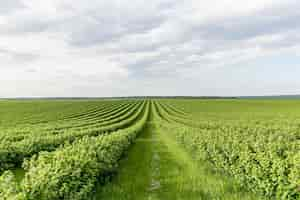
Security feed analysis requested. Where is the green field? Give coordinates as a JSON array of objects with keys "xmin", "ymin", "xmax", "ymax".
[{"xmin": 0, "ymin": 99, "xmax": 299, "ymax": 200}]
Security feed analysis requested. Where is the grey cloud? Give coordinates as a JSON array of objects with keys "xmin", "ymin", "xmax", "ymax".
[
  {"xmin": 198, "ymin": 13, "xmax": 300, "ymax": 42},
  {"xmin": 0, "ymin": 0, "xmax": 25, "ymax": 15},
  {"xmin": 114, "ymin": 1, "xmax": 300, "ymax": 78},
  {"xmin": 0, "ymin": 1, "xmax": 171, "ymax": 48},
  {"xmin": 187, "ymin": 2, "xmax": 300, "ymax": 43},
  {"xmin": 67, "ymin": 9, "xmax": 168, "ymax": 47}
]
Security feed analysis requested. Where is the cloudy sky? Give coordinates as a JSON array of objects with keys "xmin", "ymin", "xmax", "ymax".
[{"xmin": 0, "ymin": 0, "xmax": 300, "ymax": 97}]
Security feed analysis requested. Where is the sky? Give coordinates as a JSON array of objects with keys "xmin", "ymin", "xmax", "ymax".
[{"xmin": 0, "ymin": 0, "xmax": 300, "ymax": 97}]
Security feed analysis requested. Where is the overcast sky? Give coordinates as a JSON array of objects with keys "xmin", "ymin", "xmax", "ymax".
[{"xmin": 0, "ymin": 0, "xmax": 300, "ymax": 97}]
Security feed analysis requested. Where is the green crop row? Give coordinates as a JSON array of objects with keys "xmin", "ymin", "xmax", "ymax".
[
  {"xmin": 0, "ymin": 100, "xmax": 120, "ymax": 128},
  {"xmin": 0, "ymin": 101, "xmax": 134, "ymax": 139},
  {"xmin": 0, "ymin": 101, "xmax": 145, "ymax": 173},
  {"xmin": 0, "ymin": 102, "xmax": 149, "ymax": 200},
  {"xmin": 156, "ymin": 100, "xmax": 300, "ymax": 199}
]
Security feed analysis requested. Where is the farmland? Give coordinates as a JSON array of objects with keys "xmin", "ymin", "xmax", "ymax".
[{"xmin": 0, "ymin": 99, "xmax": 299, "ymax": 200}]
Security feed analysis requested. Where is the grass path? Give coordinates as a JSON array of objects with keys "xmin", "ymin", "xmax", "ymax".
[
  {"xmin": 93, "ymin": 122, "xmax": 154, "ymax": 200},
  {"xmin": 93, "ymin": 120, "xmax": 263, "ymax": 200}
]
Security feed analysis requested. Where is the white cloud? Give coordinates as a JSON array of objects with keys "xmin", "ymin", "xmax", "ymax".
[{"xmin": 0, "ymin": 0, "xmax": 299, "ymax": 97}]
